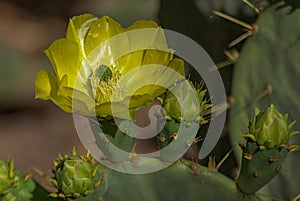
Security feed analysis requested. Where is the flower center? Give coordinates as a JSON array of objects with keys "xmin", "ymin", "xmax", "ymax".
[
  {"xmin": 95, "ymin": 65, "xmax": 113, "ymax": 82},
  {"xmin": 90, "ymin": 64, "xmax": 122, "ymax": 104}
]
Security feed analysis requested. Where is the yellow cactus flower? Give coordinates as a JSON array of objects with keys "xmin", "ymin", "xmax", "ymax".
[{"xmin": 35, "ymin": 14, "xmax": 184, "ymax": 119}]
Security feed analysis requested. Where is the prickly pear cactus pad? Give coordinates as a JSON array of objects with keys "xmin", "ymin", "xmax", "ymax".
[
  {"xmin": 0, "ymin": 159, "xmax": 35, "ymax": 201},
  {"xmin": 229, "ymin": 4, "xmax": 300, "ymax": 199},
  {"xmin": 0, "ymin": 159, "xmax": 14, "ymax": 195},
  {"xmin": 238, "ymin": 104, "xmax": 299, "ymax": 195},
  {"xmin": 156, "ymin": 80, "xmax": 211, "ymax": 161},
  {"xmin": 34, "ymin": 14, "xmax": 184, "ymax": 119},
  {"xmin": 95, "ymin": 158, "xmax": 261, "ymax": 201},
  {"xmin": 89, "ymin": 117, "xmax": 136, "ymax": 163}
]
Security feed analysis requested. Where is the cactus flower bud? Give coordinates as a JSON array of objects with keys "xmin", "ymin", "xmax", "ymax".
[
  {"xmin": 163, "ymin": 80, "xmax": 210, "ymax": 122},
  {"xmin": 0, "ymin": 159, "xmax": 14, "ymax": 195},
  {"xmin": 0, "ymin": 159, "xmax": 35, "ymax": 201},
  {"xmin": 50, "ymin": 148, "xmax": 100, "ymax": 199},
  {"xmin": 244, "ymin": 104, "xmax": 299, "ymax": 149}
]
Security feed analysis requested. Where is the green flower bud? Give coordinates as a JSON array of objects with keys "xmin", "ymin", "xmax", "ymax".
[
  {"xmin": 245, "ymin": 104, "xmax": 299, "ymax": 149},
  {"xmin": 50, "ymin": 148, "xmax": 99, "ymax": 199},
  {"xmin": 163, "ymin": 80, "xmax": 210, "ymax": 123},
  {"xmin": 0, "ymin": 159, "xmax": 14, "ymax": 195},
  {"xmin": 0, "ymin": 159, "xmax": 35, "ymax": 201}
]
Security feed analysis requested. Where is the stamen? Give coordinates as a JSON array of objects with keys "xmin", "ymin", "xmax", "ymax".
[
  {"xmin": 96, "ymin": 65, "xmax": 113, "ymax": 82},
  {"xmin": 91, "ymin": 64, "xmax": 122, "ymax": 103}
]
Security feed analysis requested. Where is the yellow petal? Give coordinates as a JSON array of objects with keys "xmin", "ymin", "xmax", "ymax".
[
  {"xmin": 35, "ymin": 70, "xmax": 56, "ymax": 100},
  {"xmin": 115, "ymin": 51, "xmax": 145, "ymax": 75},
  {"xmin": 120, "ymin": 58, "xmax": 184, "ymax": 100},
  {"xmin": 58, "ymin": 75, "xmax": 96, "ymax": 115},
  {"xmin": 167, "ymin": 57, "xmax": 185, "ymax": 76},
  {"xmin": 95, "ymin": 101, "xmax": 127, "ymax": 118},
  {"xmin": 95, "ymin": 94, "xmax": 153, "ymax": 120},
  {"xmin": 66, "ymin": 13, "xmax": 97, "ymax": 43},
  {"xmin": 84, "ymin": 16, "xmax": 124, "ymax": 57},
  {"xmin": 142, "ymin": 49, "xmax": 173, "ymax": 66},
  {"xmin": 35, "ymin": 70, "xmax": 73, "ymax": 113},
  {"xmin": 44, "ymin": 39, "xmax": 81, "ymax": 87},
  {"xmin": 115, "ymin": 21, "xmax": 171, "ymax": 75},
  {"xmin": 126, "ymin": 19, "xmax": 159, "ymax": 30}
]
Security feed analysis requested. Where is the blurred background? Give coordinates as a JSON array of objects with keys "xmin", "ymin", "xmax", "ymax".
[{"xmin": 0, "ymin": 0, "xmax": 161, "ymax": 183}]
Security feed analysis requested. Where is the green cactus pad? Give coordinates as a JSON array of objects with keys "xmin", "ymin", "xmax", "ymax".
[
  {"xmin": 238, "ymin": 141, "xmax": 289, "ymax": 195},
  {"xmin": 156, "ymin": 79, "xmax": 210, "ymax": 162},
  {"xmin": 157, "ymin": 118, "xmax": 180, "ymax": 149},
  {"xmin": 90, "ymin": 117, "xmax": 135, "ymax": 163},
  {"xmin": 156, "ymin": 118, "xmax": 199, "ymax": 162},
  {"xmin": 229, "ymin": 4, "xmax": 300, "ymax": 199},
  {"xmin": 98, "ymin": 158, "xmax": 262, "ymax": 201}
]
